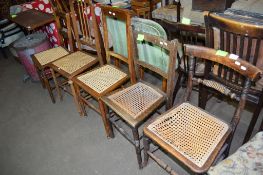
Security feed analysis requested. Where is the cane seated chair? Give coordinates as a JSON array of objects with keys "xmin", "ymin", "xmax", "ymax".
[
  {"xmin": 32, "ymin": 0, "xmax": 74, "ymax": 103},
  {"xmin": 143, "ymin": 44, "xmax": 263, "ymax": 174},
  {"xmin": 101, "ymin": 31, "xmax": 178, "ymax": 169},
  {"xmin": 47, "ymin": 0, "xmax": 105, "ymax": 103},
  {"xmin": 203, "ymin": 11, "xmax": 263, "ymax": 143},
  {"xmin": 71, "ymin": 6, "xmax": 136, "ymax": 138}
]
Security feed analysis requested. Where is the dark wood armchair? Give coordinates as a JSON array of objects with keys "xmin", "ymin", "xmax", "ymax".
[
  {"xmin": 143, "ymin": 44, "xmax": 263, "ymax": 174},
  {"xmin": 204, "ymin": 11, "xmax": 263, "ymax": 143}
]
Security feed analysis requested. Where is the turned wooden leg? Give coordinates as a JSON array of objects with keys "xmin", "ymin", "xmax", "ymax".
[
  {"xmin": 198, "ymin": 84, "xmax": 208, "ymax": 109},
  {"xmin": 132, "ymin": 127, "xmax": 143, "ymax": 169},
  {"xmin": 139, "ymin": 66, "xmax": 144, "ymax": 80},
  {"xmin": 38, "ymin": 69, "xmax": 46, "ymax": 89},
  {"xmin": 143, "ymin": 136, "xmax": 150, "ymax": 167},
  {"xmin": 69, "ymin": 80, "xmax": 82, "ymax": 114},
  {"xmin": 75, "ymin": 84, "xmax": 86, "ymax": 117},
  {"xmin": 51, "ymin": 68, "xmax": 62, "ymax": 101},
  {"xmin": 172, "ymin": 70, "xmax": 183, "ymax": 105},
  {"xmin": 243, "ymin": 94, "xmax": 263, "ymax": 143},
  {"xmin": 43, "ymin": 73, "xmax": 55, "ymax": 103},
  {"xmin": 259, "ymin": 117, "xmax": 263, "ymax": 132},
  {"xmin": 162, "ymin": 78, "xmax": 167, "ymax": 93},
  {"xmin": 98, "ymin": 99, "xmax": 114, "ymax": 138}
]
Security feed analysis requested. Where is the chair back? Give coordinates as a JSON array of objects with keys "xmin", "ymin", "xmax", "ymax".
[
  {"xmin": 101, "ymin": 6, "xmax": 136, "ymax": 83},
  {"xmin": 133, "ymin": 31, "xmax": 178, "ymax": 108},
  {"xmin": 69, "ymin": 0, "xmax": 106, "ymax": 65},
  {"xmin": 205, "ymin": 12, "xmax": 263, "ymax": 90},
  {"xmin": 176, "ymin": 23, "xmax": 205, "ymax": 75},
  {"xmin": 132, "ymin": 18, "xmax": 169, "ymax": 73},
  {"xmin": 184, "ymin": 44, "xmax": 263, "ymax": 134},
  {"xmin": 50, "ymin": 0, "xmax": 74, "ymax": 51},
  {"xmin": 49, "ymin": 0, "xmax": 69, "ymax": 13}
]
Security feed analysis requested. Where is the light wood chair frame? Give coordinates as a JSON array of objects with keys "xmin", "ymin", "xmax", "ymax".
[
  {"xmin": 32, "ymin": 0, "xmax": 73, "ymax": 103},
  {"xmin": 70, "ymin": 6, "xmax": 136, "ymax": 138},
  {"xmin": 48, "ymin": 0, "xmax": 105, "ymax": 103},
  {"xmin": 101, "ymin": 32, "xmax": 178, "ymax": 169},
  {"xmin": 143, "ymin": 44, "xmax": 263, "ymax": 174}
]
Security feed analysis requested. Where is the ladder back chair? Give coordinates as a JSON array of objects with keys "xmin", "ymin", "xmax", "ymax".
[
  {"xmin": 101, "ymin": 32, "xmax": 178, "ymax": 169},
  {"xmin": 143, "ymin": 44, "xmax": 263, "ymax": 174},
  {"xmin": 47, "ymin": 0, "xmax": 105, "ymax": 103},
  {"xmin": 49, "ymin": 0, "xmax": 74, "ymax": 52},
  {"xmin": 32, "ymin": 0, "xmax": 72, "ymax": 103},
  {"xmin": 70, "ymin": 6, "xmax": 136, "ymax": 138},
  {"xmin": 204, "ymin": 11, "xmax": 263, "ymax": 143}
]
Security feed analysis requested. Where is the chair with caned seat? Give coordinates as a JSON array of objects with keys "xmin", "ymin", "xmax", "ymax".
[
  {"xmin": 70, "ymin": 6, "xmax": 136, "ymax": 138},
  {"xmin": 32, "ymin": 0, "xmax": 72, "ymax": 86},
  {"xmin": 143, "ymin": 44, "xmax": 263, "ymax": 174},
  {"xmin": 101, "ymin": 30, "xmax": 178, "ymax": 168},
  {"xmin": 41, "ymin": 0, "xmax": 105, "ymax": 104},
  {"xmin": 32, "ymin": 0, "xmax": 88, "ymax": 103},
  {"xmin": 203, "ymin": 11, "xmax": 263, "ymax": 143}
]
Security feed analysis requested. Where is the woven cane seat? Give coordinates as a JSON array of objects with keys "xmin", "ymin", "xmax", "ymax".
[
  {"xmin": 77, "ymin": 65, "xmax": 128, "ymax": 94},
  {"xmin": 34, "ymin": 46, "xmax": 69, "ymax": 66},
  {"xmin": 146, "ymin": 102, "xmax": 229, "ymax": 169},
  {"xmin": 107, "ymin": 82, "xmax": 164, "ymax": 127},
  {"xmin": 52, "ymin": 51, "xmax": 97, "ymax": 74}
]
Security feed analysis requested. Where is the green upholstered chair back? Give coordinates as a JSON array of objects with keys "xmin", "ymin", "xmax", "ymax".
[
  {"xmin": 106, "ymin": 17, "xmax": 128, "ymax": 58},
  {"xmin": 132, "ymin": 17, "xmax": 177, "ymax": 74},
  {"xmin": 101, "ymin": 6, "xmax": 136, "ymax": 83}
]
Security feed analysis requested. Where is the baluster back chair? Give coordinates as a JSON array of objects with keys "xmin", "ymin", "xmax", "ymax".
[
  {"xmin": 101, "ymin": 31, "xmax": 178, "ymax": 168},
  {"xmin": 70, "ymin": 6, "xmax": 136, "ymax": 138},
  {"xmin": 33, "ymin": 0, "xmax": 104, "ymax": 103},
  {"xmin": 49, "ymin": 0, "xmax": 74, "ymax": 51},
  {"xmin": 204, "ymin": 11, "xmax": 263, "ymax": 143},
  {"xmin": 143, "ymin": 44, "xmax": 263, "ymax": 174},
  {"xmin": 32, "ymin": 0, "xmax": 72, "ymax": 103}
]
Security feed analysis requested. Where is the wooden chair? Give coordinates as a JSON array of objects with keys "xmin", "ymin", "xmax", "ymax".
[
  {"xmin": 70, "ymin": 6, "xmax": 136, "ymax": 138},
  {"xmin": 47, "ymin": 0, "xmax": 106, "ymax": 102},
  {"xmin": 164, "ymin": 22, "xmax": 206, "ymax": 101},
  {"xmin": 204, "ymin": 11, "xmax": 263, "ymax": 143},
  {"xmin": 49, "ymin": 0, "xmax": 74, "ymax": 52},
  {"xmin": 32, "ymin": 0, "xmax": 73, "ymax": 103},
  {"xmin": 101, "ymin": 32, "xmax": 178, "ymax": 168},
  {"xmin": 131, "ymin": 17, "xmax": 172, "ymax": 94},
  {"xmin": 143, "ymin": 44, "xmax": 263, "ymax": 174}
]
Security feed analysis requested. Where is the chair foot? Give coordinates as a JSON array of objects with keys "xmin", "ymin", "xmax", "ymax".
[
  {"xmin": 143, "ymin": 136, "xmax": 150, "ymax": 167},
  {"xmin": 43, "ymin": 75, "xmax": 55, "ymax": 103},
  {"xmin": 132, "ymin": 128, "xmax": 143, "ymax": 169},
  {"xmin": 99, "ymin": 99, "xmax": 114, "ymax": 138}
]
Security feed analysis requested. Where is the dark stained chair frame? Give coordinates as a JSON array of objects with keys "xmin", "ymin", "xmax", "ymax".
[
  {"xmin": 143, "ymin": 44, "xmax": 263, "ymax": 174},
  {"xmin": 204, "ymin": 11, "xmax": 263, "ymax": 143},
  {"xmin": 102, "ymin": 32, "xmax": 178, "ymax": 169}
]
